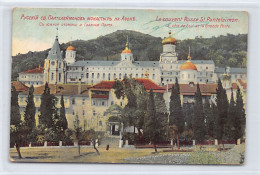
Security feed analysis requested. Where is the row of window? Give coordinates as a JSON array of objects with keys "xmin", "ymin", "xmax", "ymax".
[
  {"xmin": 161, "ymin": 65, "xmax": 211, "ymax": 70},
  {"xmin": 20, "ymin": 75, "xmax": 43, "ymax": 79},
  {"xmin": 68, "ymin": 66, "xmax": 155, "ymax": 71},
  {"xmin": 82, "ymin": 73, "xmax": 156, "ymax": 80},
  {"xmin": 22, "ymin": 81, "xmax": 43, "ymax": 86}
]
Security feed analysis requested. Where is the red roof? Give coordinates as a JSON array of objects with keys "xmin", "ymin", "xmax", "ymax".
[
  {"xmin": 21, "ymin": 84, "xmax": 91, "ymax": 96},
  {"xmin": 237, "ymin": 79, "xmax": 247, "ymax": 90},
  {"xmin": 231, "ymin": 83, "xmax": 238, "ymax": 90},
  {"xmin": 11, "ymin": 81, "xmax": 29, "ymax": 92},
  {"xmin": 92, "ymin": 81, "xmax": 115, "ymax": 90},
  {"xmin": 136, "ymin": 78, "xmax": 166, "ymax": 92},
  {"xmin": 91, "ymin": 78, "xmax": 166, "ymax": 93},
  {"xmin": 20, "ymin": 66, "xmax": 44, "ymax": 74},
  {"xmin": 166, "ymin": 83, "xmax": 217, "ymax": 95}
]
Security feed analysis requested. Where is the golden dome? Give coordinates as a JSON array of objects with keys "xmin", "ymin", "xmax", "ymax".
[
  {"xmin": 66, "ymin": 42, "xmax": 75, "ymax": 51},
  {"xmin": 180, "ymin": 60, "xmax": 197, "ymax": 71},
  {"xmin": 162, "ymin": 31, "xmax": 177, "ymax": 45},
  {"xmin": 122, "ymin": 42, "xmax": 132, "ymax": 54}
]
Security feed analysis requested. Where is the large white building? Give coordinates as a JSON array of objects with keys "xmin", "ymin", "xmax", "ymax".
[
  {"xmin": 14, "ymin": 31, "xmax": 247, "ymax": 133},
  {"xmin": 18, "ymin": 31, "xmax": 247, "ymax": 87}
]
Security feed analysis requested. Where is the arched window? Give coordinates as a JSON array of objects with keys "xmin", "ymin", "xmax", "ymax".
[
  {"xmin": 108, "ymin": 73, "xmax": 111, "ymax": 80},
  {"xmin": 114, "ymin": 73, "xmax": 116, "ymax": 79},
  {"xmin": 119, "ymin": 73, "xmax": 121, "ymax": 79},
  {"xmin": 103, "ymin": 73, "xmax": 105, "ymax": 79},
  {"xmin": 97, "ymin": 73, "xmax": 100, "ymax": 79},
  {"xmin": 51, "ymin": 73, "xmax": 54, "ymax": 81}
]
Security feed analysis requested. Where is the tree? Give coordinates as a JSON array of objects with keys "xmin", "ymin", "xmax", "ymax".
[
  {"xmin": 215, "ymin": 78, "xmax": 229, "ymax": 148},
  {"xmin": 234, "ymin": 86, "xmax": 245, "ymax": 142},
  {"xmin": 39, "ymin": 82, "xmax": 56, "ymax": 129},
  {"xmin": 24, "ymin": 85, "xmax": 36, "ymax": 133},
  {"xmin": 144, "ymin": 89, "xmax": 162, "ymax": 152},
  {"xmin": 11, "ymin": 86, "xmax": 21, "ymax": 126},
  {"xmin": 192, "ymin": 83, "xmax": 206, "ymax": 141},
  {"xmin": 55, "ymin": 95, "xmax": 68, "ymax": 137},
  {"xmin": 10, "ymin": 123, "xmax": 27, "ymax": 159},
  {"xmin": 169, "ymin": 78, "xmax": 185, "ymax": 150},
  {"xmin": 224, "ymin": 88, "xmax": 236, "ymax": 140},
  {"xmin": 73, "ymin": 114, "xmax": 82, "ymax": 156},
  {"xmin": 134, "ymin": 84, "xmax": 148, "ymax": 141},
  {"xmin": 204, "ymin": 99, "xmax": 216, "ymax": 139},
  {"xmin": 10, "ymin": 86, "xmax": 23, "ymax": 159}
]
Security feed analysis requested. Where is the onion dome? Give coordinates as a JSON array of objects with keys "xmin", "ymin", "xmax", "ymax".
[
  {"xmin": 180, "ymin": 61, "xmax": 197, "ymax": 71},
  {"xmin": 180, "ymin": 47, "xmax": 197, "ymax": 71},
  {"xmin": 162, "ymin": 31, "xmax": 177, "ymax": 45},
  {"xmin": 122, "ymin": 42, "xmax": 132, "ymax": 53},
  {"xmin": 66, "ymin": 42, "xmax": 75, "ymax": 51}
]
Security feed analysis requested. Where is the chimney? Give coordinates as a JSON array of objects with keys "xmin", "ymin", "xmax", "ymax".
[{"xmin": 78, "ymin": 78, "xmax": 81, "ymax": 94}]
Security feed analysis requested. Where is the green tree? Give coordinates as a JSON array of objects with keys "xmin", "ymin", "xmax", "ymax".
[
  {"xmin": 224, "ymin": 88, "xmax": 236, "ymax": 140},
  {"xmin": 24, "ymin": 85, "xmax": 36, "ymax": 132},
  {"xmin": 10, "ymin": 86, "xmax": 24, "ymax": 159},
  {"xmin": 192, "ymin": 83, "xmax": 206, "ymax": 141},
  {"xmin": 134, "ymin": 84, "xmax": 148, "ymax": 141},
  {"xmin": 204, "ymin": 99, "xmax": 216, "ymax": 139},
  {"xmin": 234, "ymin": 86, "xmax": 245, "ymax": 142},
  {"xmin": 73, "ymin": 114, "xmax": 82, "ymax": 156},
  {"xmin": 55, "ymin": 95, "xmax": 68, "ymax": 138},
  {"xmin": 144, "ymin": 89, "xmax": 162, "ymax": 152},
  {"xmin": 10, "ymin": 123, "xmax": 27, "ymax": 159},
  {"xmin": 169, "ymin": 78, "xmax": 185, "ymax": 150},
  {"xmin": 11, "ymin": 86, "xmax": 21, "ymax": 126},
  {"xmin": 39, "ymin": 82, "xmax": 56, "ymax": 129},
  {"xmin": 215, "ymin": 78, "xmax": 229, "ymax": 147}
]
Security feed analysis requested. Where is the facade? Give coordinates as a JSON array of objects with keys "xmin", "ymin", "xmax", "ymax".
[
  {"xmin": 14, "ymin": 31, "xmax": 247, "ymax": 133},
  {"xmin": 18, "ymin": 31, "xmax": 247, "ymax": 87},
  {"xmin": 18, "ymin": 66, "xmax": 44, "ymax": 87}
]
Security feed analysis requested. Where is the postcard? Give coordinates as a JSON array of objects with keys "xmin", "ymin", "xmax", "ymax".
[{"xmin": 10, "ymin": 8, "xmax": 247, "ymax": 164}]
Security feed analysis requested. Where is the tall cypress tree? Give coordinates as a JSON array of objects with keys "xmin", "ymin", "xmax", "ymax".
[
  {"xmin": 234, "ymin": 86, "xmax": 245, "ymax": 142},
  {"xmin": 204, "ymin": 98, "xmax": 216, "ymax": 139},
  {"xmin": 11, "ymin": 86, "xmax": 21, "ymax": 126},
  {"xmin": 144, "ymin": 89, "xmax": 161, "ymax": 152},
  {"xmin": 224, "ymin": 88, "xmax": 236, "ymax": 140},
  {"xmin": 59, "ymin": 95, "xmax": 68, "ymax": 131},
  {"xmin": 192, "ymin": 83, "xmax": 206, "ymax": 141},
  {"xmin": 169, "ymin": 78, "xmax": 185, "ymax": 150},
  {"xmin": 24, "ymin": 85, "xmax": 36, "ymax": 132},
  {"xmin": 39, "ymin": 82, "xmax": 56, "ymax": 129},
  {"xmin": 215, "ymin": 78, "xmax": 229, "ymax": 145}
]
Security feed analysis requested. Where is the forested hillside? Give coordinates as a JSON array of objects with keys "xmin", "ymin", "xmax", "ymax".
[{"xmin": 11, "ymin": 30, "xmax": 247, "ymax": 80}]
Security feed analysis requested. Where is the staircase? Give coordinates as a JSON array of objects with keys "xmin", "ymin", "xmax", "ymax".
[{"xmin": 99, "ymin": 135, "xmax": 121, "ymax": 148}]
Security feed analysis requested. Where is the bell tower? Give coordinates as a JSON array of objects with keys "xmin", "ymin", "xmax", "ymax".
[{"xmin": 44, "ymin": 31, "xmax": 66, "ymax": 84}]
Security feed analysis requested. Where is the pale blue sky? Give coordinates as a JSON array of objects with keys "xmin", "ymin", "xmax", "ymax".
[{"xmin": 12, "ymin": 8, "xmax": 248, "ymax": 55}]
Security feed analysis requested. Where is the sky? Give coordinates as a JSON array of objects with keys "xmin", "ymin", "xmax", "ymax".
[{"xmin": 12, "ymin": 8, "xmax": 248, "ymax": 56}]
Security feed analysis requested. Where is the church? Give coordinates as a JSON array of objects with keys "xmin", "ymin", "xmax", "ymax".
[
  {"xmin": 18, "ymin": 31, "xmax": 247, "ymax": 87},
  {"xmin": 14, "ymin": 31, "xmax": 247, "ymax": 132}
]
